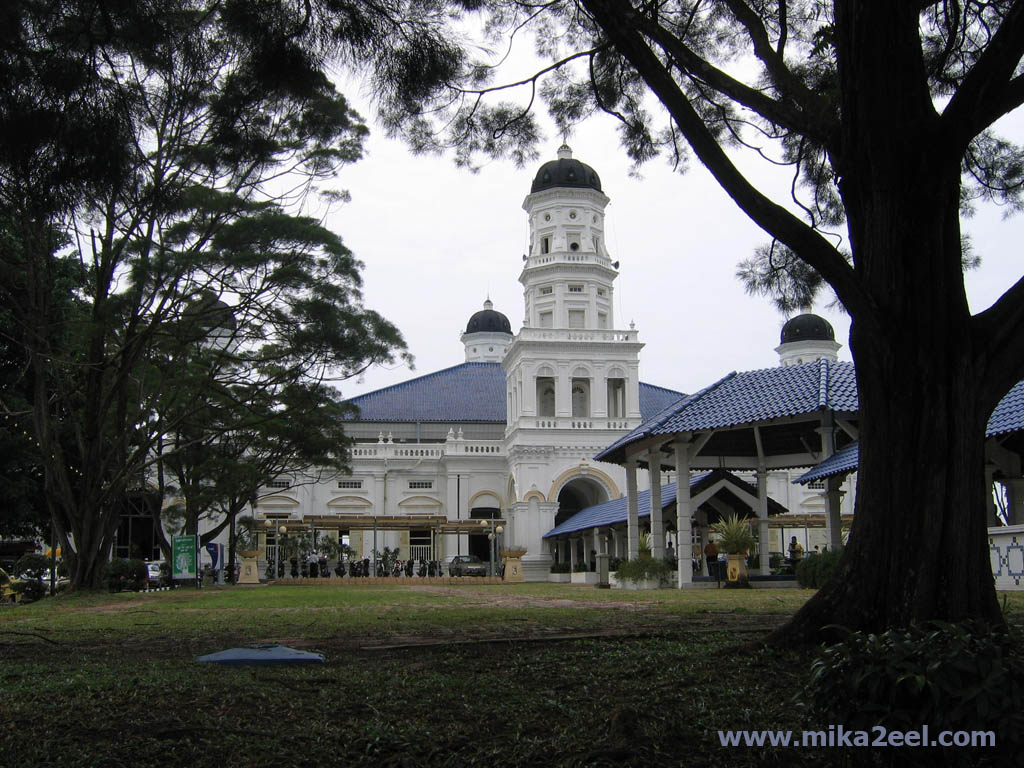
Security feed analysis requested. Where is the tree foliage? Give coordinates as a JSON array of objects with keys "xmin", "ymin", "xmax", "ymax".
[{"xmin": 0, "ymin": 0, "xmax": 474, "ymax": 588}]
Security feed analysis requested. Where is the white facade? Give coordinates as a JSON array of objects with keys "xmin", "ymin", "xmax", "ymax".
[{"xmin": 227, "ymin": 147, "xmax": 856, "ymax": 579}]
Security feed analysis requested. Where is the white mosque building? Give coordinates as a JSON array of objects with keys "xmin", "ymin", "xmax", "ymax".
[{"xmin": 249, "ymin": 146, "xmax": 853, "ymax": 581}]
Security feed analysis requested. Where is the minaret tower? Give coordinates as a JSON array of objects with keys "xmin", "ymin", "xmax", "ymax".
[
  {"xmin": 518, "ymin": 144, "xmax": 619, "ymax": 331},
  {"xmin": 503, "ymin": 147, "xmax": 645, "ymax": 579}
]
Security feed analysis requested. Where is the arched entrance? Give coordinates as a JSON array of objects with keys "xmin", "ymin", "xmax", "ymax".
[
  {"xmin": 553, "ymin": 477, "xmax": 611, "ymax": 565},
  {"xmin": 554, "ymin": 477, "xmax": 610, "ymax": 526}
]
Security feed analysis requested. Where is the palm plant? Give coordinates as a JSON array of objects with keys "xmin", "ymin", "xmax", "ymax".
[{"xmin": 710, "ymin": 515, "xmax": 756, "ymax": 555}]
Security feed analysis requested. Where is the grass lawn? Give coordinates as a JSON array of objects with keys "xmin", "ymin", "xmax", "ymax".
[{"xmin": 2, "ymin": 584, "xmax": 1021, "ymax": 767}]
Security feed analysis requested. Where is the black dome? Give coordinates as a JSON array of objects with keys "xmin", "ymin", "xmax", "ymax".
[
  {"xmin": 780, "ymin": 313, "xmax": 835, "ymax": 344},
  {"xmin": 530, "ymin": 145, "xmax": 602, "ymax": 193},
  {"xmin": 465, "ymin": 300, "xmax": 511, "ymax": 335}
]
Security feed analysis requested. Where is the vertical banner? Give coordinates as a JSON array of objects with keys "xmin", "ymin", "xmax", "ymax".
[{"xmin": 172, "ymin": 535, "xmax": 198, "ymax": 581}]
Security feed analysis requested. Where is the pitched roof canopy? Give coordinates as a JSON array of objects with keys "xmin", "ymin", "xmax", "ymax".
[{"xmin": 596, "ymin": 359, "xmax": 858, "ymax": 467}]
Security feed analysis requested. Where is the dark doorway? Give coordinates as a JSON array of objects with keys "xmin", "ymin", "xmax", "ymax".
[
  {"xmin": 115, "ymin": 492, "xmax": 162, "ymax": 561},
  {"xmin": 469, "ymin": 507, "xmax": 500, "ymax": 563}
]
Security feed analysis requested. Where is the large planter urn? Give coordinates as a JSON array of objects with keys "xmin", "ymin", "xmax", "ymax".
[
  {"xmin": 726, "ymin": 553, "xmax": 749, "ymax": 584},
  {"xmin": 238, "ymin": 550, "xmax": 262, "ymax": 584},
  {"xmin": 500, "ymin": 548, "xmax": 527, "ymax": 582}
]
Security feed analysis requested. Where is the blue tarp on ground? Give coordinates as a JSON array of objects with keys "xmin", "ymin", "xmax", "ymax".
[{"xmin": 197, "ymin": 644, "xmax": 325, "ymax": 665}]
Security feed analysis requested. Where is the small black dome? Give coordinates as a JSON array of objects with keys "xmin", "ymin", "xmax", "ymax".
[
  {"xmin": 465, "ymin": 299, "xmax": 511, "ymax": 335},
  {"xmin": 530, "ymin": 145, "xmax": 602, "ymax": 194},
  {"xmin": 780, "ymin": 313, "xmax": 835, "ymax": 344}
]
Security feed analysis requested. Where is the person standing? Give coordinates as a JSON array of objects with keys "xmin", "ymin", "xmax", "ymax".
[{"xmin": 704, "ymin": 539, "xmax": 719, "ymax": 579}]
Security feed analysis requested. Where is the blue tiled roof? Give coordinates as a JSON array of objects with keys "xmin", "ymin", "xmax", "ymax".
[
  {"xmin": 639, "ymin": 384, "xmax": 687, "ymax": 422},
  {"xmin": 597, "ymin": 360, "xmax": 858, "ymax": 463},
  {"xmin": 543, "ymin": 478, "xmax": 695, "ymax": 538},
  {"xmin": 795, "ymin": 380, "xmax": 1024, "ymax": 484},
  {"xmin": 347, "ymin": 363, "xmax": 507, "ymax": 423},
  {"xmin": 346, "ymin": 362, "xmax": 685, "ymax": 424},
  {"xmin": 795, "ymin": 442, "xmax": 860, "ymax": 484},
  {"xmin": 988, "ymin": 380, "xmax": 1024, "ymax": 436}
]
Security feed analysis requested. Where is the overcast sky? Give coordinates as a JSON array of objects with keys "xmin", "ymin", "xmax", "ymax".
[{"xmin": 323, "ymin": 95, "xmax": 1024, "ymax": 403}]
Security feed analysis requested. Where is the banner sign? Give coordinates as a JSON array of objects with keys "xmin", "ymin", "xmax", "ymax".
[
  {"xmin": 172, "ymin": 535, "xmax": 198, "ymax": 580},
  {"xmin": 205, "ymin": 542, "xmax": 220, "ymax": 570}
]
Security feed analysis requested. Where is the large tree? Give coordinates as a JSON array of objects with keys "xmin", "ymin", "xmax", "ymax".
[
  {"xmin": 374, "ymin": 1, "xmax": 1024, "ymax": 638},
  {"xmin": 0, "ymin": 0, "xmax": 467, "ymax": 588}
]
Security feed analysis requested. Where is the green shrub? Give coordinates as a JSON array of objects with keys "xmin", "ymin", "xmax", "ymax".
[
  {"xmin": 615, "ymin": 556, "xmax": 671, "ymax": 584},
  {"xmin": 571, "ymin": 562, "xmax": 588, "ymax": 573},
  {"xmin": 795, "ymin": 549, "xmax": 842, "ymax": 588},
  {"xmin": 801, "ymin": 621, "xmax": 1023, "ymax": 763},
  {"xmin": 104, "ymin": 558, "xmax": 147, "ymax": 592},
  {"xmin": 549, "ymin": 561, "xmax": 570, "ymax": 574},
  {"xmin": 13, "ymin": 553, "xmax": 50, "ymax": 602}
]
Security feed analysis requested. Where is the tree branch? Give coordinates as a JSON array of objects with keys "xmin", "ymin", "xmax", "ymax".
[
  {"xmin": 942, "ymin": 0, "xmax": 1024, "ymax": 147},
  {"xmin": 718, "ymin": 0, "xmax": 832, "ymax": 124},
  {"xmin": 973, "ymin": 272, "xmax": 1024, "ymax": 408},
  {"xmin": 579, "ymin": 0, "xmax": 873, "ymax": 325},
  {"xmin": 637, "ymin": 16, "xmax": 837, "ymax": 148}
]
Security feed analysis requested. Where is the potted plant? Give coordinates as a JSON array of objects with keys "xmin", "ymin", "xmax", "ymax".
[
  {"xmin": 613, "ymin": 556, "xmax": 671, "ymax": 590},
  {"xmin": 548, "ymin": 561, "xmax": 571, "ymax": 583},
  {"xmin": 710, "ymin": 514, "xmax": 756, "ymax": 587}
]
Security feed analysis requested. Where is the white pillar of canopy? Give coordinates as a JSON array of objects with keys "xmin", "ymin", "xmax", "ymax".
[
  {"xmin": 673, "ymin": 436, "xmax": 693, "ymax": 587},
  {"xmin": 626, "ymin": 458, "xmax": 640, "ymax": 560},
  {"xmin": 648, "ymin": 449, "xmax": 664, "ymax": 560}
]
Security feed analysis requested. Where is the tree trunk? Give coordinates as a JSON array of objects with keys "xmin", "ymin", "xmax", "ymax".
[
  {"xmin": 772, "ymin": 2, "xmax": 1004, "ymax": 642},
  {"xmin": 774, "ymin": 345, "xmax": 1003, "ymax": 642}
]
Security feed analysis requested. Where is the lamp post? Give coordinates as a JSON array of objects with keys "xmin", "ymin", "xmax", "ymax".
[
  {"xmin": 483, "ymin": 520, "xmax": 505, "ymax": 577},
  {"xmin": 279, "ymin": 524, "xmax": 288, "ymax": 579},
  {"xmin": 262, "ymin": 519, "xmax": 275, "ymax": 580}
]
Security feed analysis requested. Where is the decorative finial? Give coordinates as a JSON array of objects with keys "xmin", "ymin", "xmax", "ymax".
[
  {"xmin": 484, "ymin": 297, "xmax": 493, "ymax": 310},
  {"xmin": 557, "ymin": 144, "xmax": 572, "ymax": 160}
]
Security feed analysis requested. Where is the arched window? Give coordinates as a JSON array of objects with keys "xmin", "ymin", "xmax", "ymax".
[
  {"xmin": 537, "ymin": 377, "xmax": 555, "ymax": 417},
  {"xmin": 571, "ymin": 378, "xmax": 590, "ymax": 417},
  {"xmin": 607, "ymin": 378, "xmax": 625, "ymax": 417}
]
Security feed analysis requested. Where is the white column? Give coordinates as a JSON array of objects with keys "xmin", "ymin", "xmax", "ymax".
[
  {"xmin": 986, "ymin": 464, "xmax": 999, "ymax": 526},
  {"xmin": 824, "ymin": 477, "xmax": 845, "ymax": 550},
  {"xmin": 673, "ymin": 438, "xmax": 693, "ymax": 587},
  {"xmin": 626, "ymin": 458, "xmax": 639, "ymax": 560},
  {"xmin": 817, "ymin": 416, "xmax": 843, "ymax": 551},
  {"xmin": 648, "ymin": 449, "xmax": 664, "ymax": 559},
  {"xmin": 569, "ymin": 538, "xmax": 578, "ymax": 570},
  {"xmin": 756, "ymin": 467, "xmax": 771, "ymax": 576},
  {"xmin": 1002, "ymin": 478, "xmax": 1024, "ymax": 526}
]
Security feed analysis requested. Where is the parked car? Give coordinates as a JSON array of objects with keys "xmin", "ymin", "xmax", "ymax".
[
  {"xmin": 0, "ymin": 567, "xmax": 23, "ymax": 603},
  {"xmin": 146, "ymin": 561, "xmax": 167, "ymax": 587},
  {"xmin": 37, "ymin": 570, "xmax": 71, "ymax": 591},
  {"xmin": 448, "ymin": 554, "xmax": 487, "ymax": 577}
]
